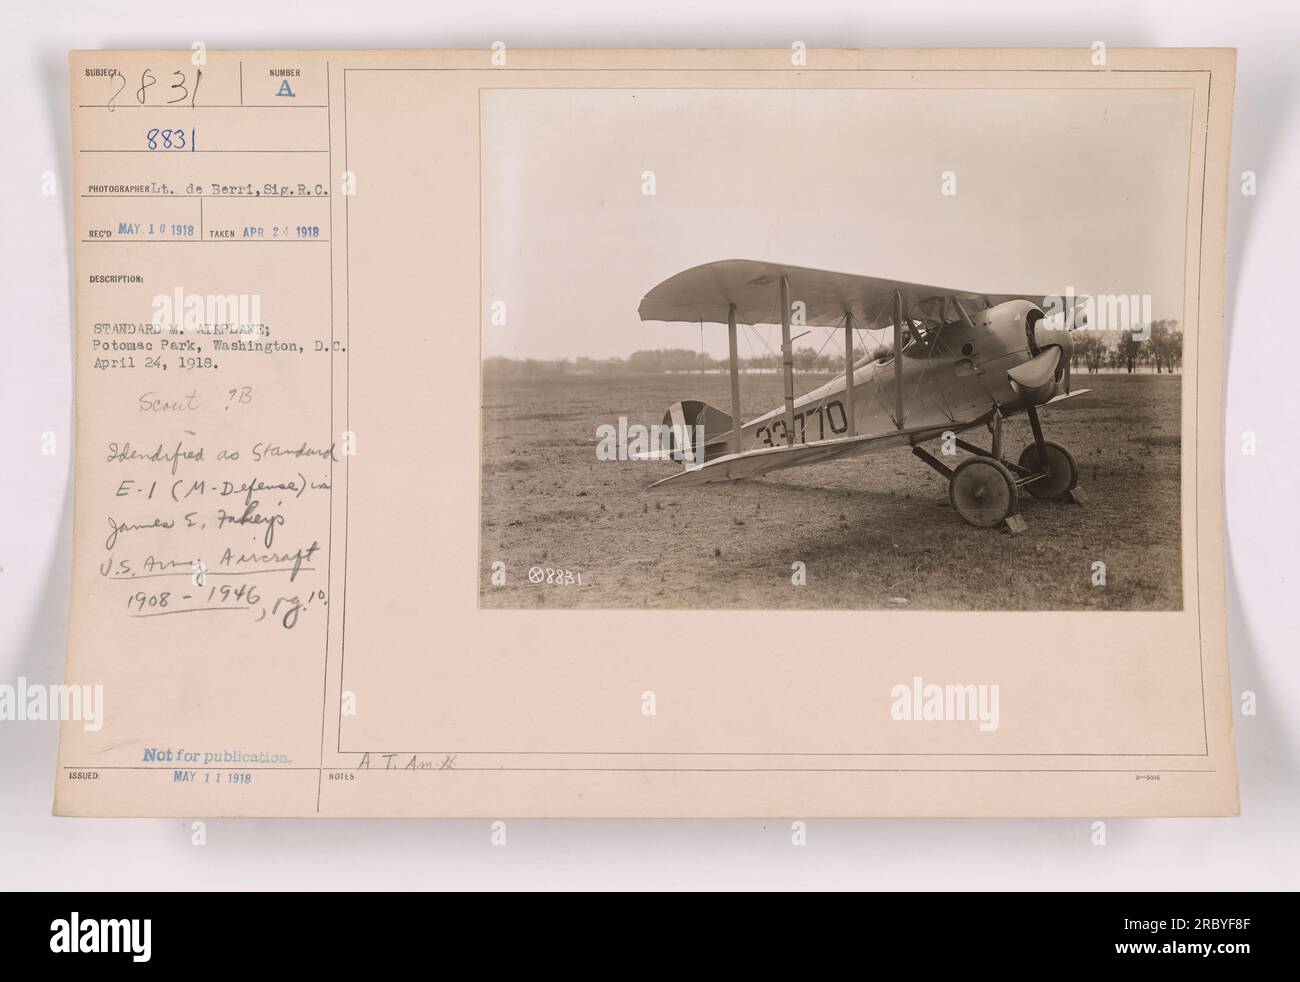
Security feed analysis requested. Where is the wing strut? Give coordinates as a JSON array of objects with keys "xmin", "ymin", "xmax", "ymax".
[
  {"xmin": 891, "ymin": 290, "xmax": 906, "ymax": 428},
  {"xmin": 843, "ymin": 311, "xmax": 856, "ymax": 436},
  {"xmin": 779, "ymin": 275, "xmax": 795, "ymax": 446},
  {"xmin": 726, "ymin": 302, "xmax": 743, "ymax": 453}
]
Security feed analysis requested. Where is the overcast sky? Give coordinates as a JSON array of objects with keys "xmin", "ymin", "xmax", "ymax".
[{"xmin": 482, "ymin": 86, "xmax": 1192, "ymax": 360}]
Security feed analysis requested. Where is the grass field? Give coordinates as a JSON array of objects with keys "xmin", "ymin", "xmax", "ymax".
[{"xmin": 480, "ymin": 372, "xmax": 1182, "ymax": 610}]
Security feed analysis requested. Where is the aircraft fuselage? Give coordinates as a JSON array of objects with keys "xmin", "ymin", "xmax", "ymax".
[{"xmin": 738, "ymin": 299, "xmax": 1070, "ymax": 452}]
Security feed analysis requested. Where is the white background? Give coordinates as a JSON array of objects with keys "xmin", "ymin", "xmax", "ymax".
[{"xmin": 2, "ymin": 0, "xmax": 1296, "ymax": 890}]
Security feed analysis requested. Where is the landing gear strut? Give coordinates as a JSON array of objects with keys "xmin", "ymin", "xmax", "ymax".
[{"xmin": 911, "ymin": 407, "xmax": 1085, "ymax": 531}]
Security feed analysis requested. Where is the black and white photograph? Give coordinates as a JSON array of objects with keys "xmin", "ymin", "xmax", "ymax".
[{"xmin": 481, "ymin": 88, "xmax": 1190, "ymax": 610}]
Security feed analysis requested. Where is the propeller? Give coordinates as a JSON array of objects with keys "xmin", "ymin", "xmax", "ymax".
[
  {"xmin": 1007, "ymin": 345, "xmax": 1061, "ymax": 389},
  {"xmin": 1019, "ymin": 303, "xmax": 1081, "ymax": 400}
]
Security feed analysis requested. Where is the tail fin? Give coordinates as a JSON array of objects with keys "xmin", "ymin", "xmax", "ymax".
[{"xmin": 664, "ymin": 400, "xmax": 735, "ymax": 464}]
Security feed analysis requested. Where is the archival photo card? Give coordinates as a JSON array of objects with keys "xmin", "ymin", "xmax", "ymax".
[{"xmin": 58, "ymin": 48, "xmax": 1236, "ymax": 817}]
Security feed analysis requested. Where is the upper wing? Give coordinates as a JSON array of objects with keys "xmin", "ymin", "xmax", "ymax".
[
  {"xmin": 648, "ymin": 423, "xmax": 952, "ymax": 489},
  {"xmin": 638, "ymin": 259, "xmax": 1050, "ymax": 330}
]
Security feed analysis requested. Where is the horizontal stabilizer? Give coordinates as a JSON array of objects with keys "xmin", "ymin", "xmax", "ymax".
[
  {"xmin": 669, "ymin": 400, "xmax": 735, "ymax": 448},
  {"xmin": 627, "ymin": 400, "xmax": 738, "ymax": 465}
]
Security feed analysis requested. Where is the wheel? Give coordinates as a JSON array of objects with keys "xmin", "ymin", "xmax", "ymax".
[
  {"xmin": 949, "ymin": 457, "xmax": 1018, "ymax": 528},
  {"xmin": 1017, "ymin": 441, "xmax": 1079, "ymax": 500}
]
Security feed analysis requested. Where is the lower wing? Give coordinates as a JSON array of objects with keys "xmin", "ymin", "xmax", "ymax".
[
  {"xmin": 648, "ymin": 423, "xmax": 953, "ymax": 488},
  {"xmin": 647, "ymin": 389, "xmax": 1093, "ymax": 489}
]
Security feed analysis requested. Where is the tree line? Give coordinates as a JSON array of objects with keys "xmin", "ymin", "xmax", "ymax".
[
  {"xmin": 1070, "ymin": 320, "xmax": 1182, "ymax": 374},
  {"xmin": 482, "ymin": 348, "xmax": 873, "ymax": 379},
  {"xmin": 485, "ymin": 321, "xmax": 1182, "ymax": 380}
]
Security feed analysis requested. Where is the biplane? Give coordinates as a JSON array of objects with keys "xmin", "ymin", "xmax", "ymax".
[{"xmin": 636, "ymin": 260, "xmax": 1090, "ymax": 532}]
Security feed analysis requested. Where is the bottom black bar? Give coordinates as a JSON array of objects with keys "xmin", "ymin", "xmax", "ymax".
[{"xmin": 3, "ymin": 891, "xmax": 1282, "ymax": 969}]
